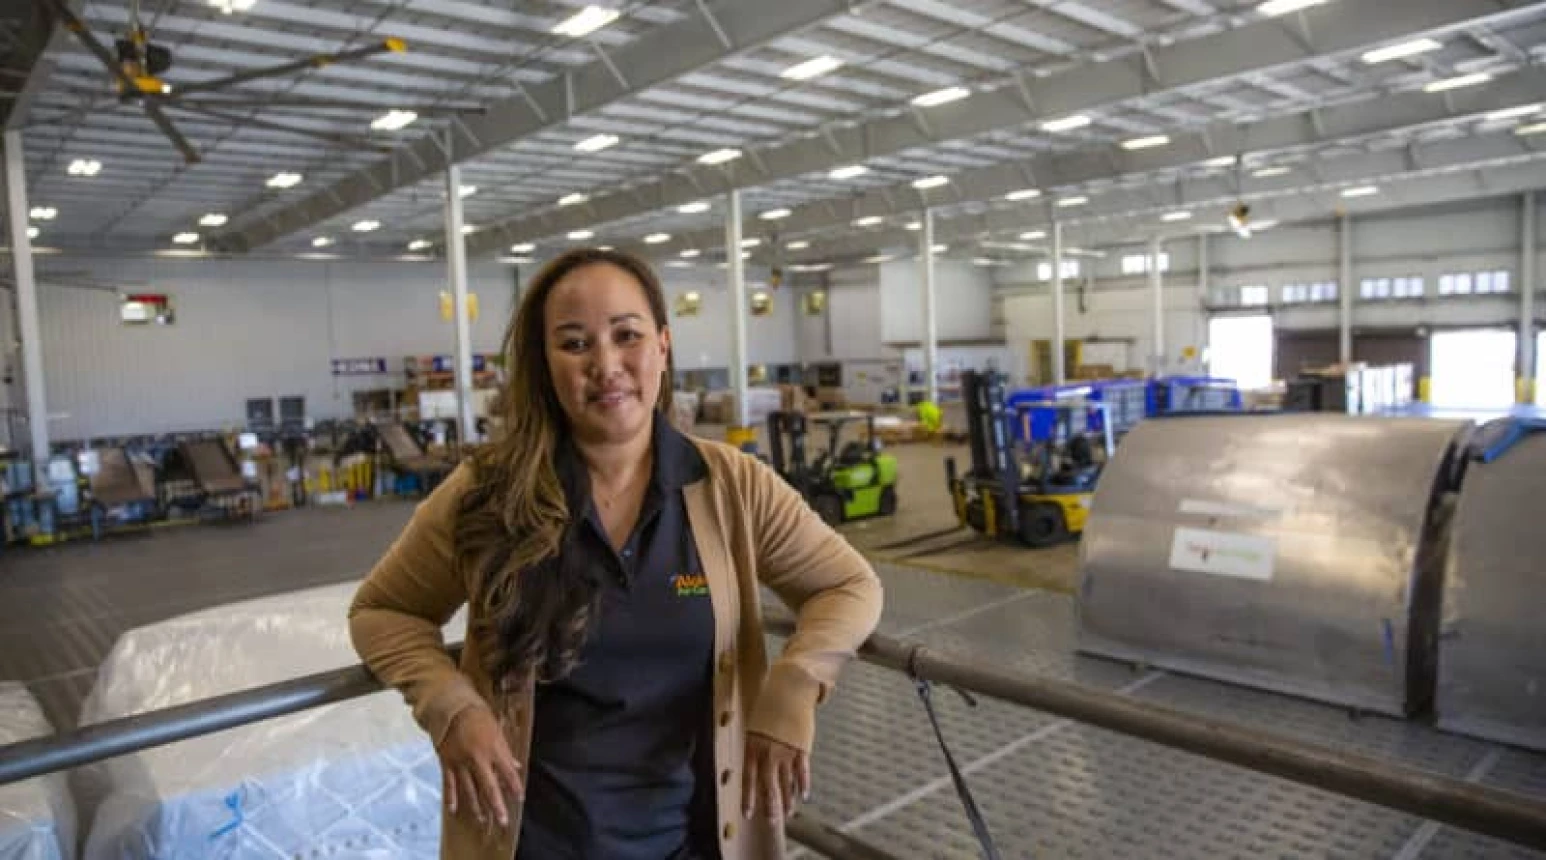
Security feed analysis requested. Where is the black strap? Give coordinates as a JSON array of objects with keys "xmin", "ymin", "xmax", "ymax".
[{"xmin": 909, "ymin": 650, "xmax": 1004, "ymax": 860}]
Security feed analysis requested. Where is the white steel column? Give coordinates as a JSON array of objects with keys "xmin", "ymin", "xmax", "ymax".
[
  {"xmin": 443, "ymin": 157, "xmax": 476, "ymax": 443},
  {"xmin": 1198, "ymin": 233, "xmax": 1211, "ymax": 371},
  {"xmin": 921, "ymin": 209, "xmax": 939, "ymax": 404},
  {"xmin": 1149, "ymin": 236, "xmax": 1165, "ymax": 375},
  {"xmin": 1052, "ymin": 222, "xmax": 1067, "ymax": 386},
  {"xmin": 726, "ymin": 189, "xmax": 749, "ymax": 428},
  {"xmin": 1339, "ymin": 213, "xmax": 1354, "ymax": 365},
  {"xmin": 1522, "ymin": 191, "xmax": 1537, "ymax": 404},
  {"xmin": 3, "ymin": 130, "xmax": 48, "ymax": 481}
]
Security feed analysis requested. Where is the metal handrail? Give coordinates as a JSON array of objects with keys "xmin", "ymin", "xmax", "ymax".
[{"xmin": 1, "ymin": 620, "xmax": 1544, "ymax": 852}]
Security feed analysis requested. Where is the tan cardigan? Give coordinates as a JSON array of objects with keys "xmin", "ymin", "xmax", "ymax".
[{"xmin": 349, "ymin": 438, "xmax": 882, "ymax": 859}]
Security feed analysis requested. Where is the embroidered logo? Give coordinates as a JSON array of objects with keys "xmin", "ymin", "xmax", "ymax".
[{"xmin": 671, "ymin": 573, "xmax": 709, "ymax": 598}]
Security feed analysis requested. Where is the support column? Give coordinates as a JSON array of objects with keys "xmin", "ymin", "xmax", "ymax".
[
  {"xmin": 726, "ymin": 189, "xmax": 749, "ymax": 431},
  {"xmin": 1052, "ymin": 222, "xmax": 1066, "ymax": 386},
  {"xmin": 1198, "ymin": 233, "xmax": 1211, "ymax": 373},
  {"xmin": 921, "ymin": 209, "xmax": 939, "ymax": 404},
  {"xmin": 443, "ymin": 156, "xmax": 476, "ymax": 444},
  {"xmin": 3, "ymin": 130, "xmax": 48, "ymax": 483},
  {"xmin": 1150, "ymin": 236, "xmax": 1165, "ymax": 376},
  {"xmin": 1520, "ymin": 191, "xmax": 1536, "ymax": 404},
  {"xmin": 1339, "ymin": 213, "xmax": 1354, "ymax": 365}
]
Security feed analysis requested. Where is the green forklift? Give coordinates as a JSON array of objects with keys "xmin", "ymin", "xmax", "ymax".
[{"xmin": 766, "ymin": 410, "xmax": 899, "ymax": 526}]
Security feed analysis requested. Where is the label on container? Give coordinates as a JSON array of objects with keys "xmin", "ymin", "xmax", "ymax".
[{"xmin": 1169, "ymin": 527, "xmax": 1276, "ymax": 581}]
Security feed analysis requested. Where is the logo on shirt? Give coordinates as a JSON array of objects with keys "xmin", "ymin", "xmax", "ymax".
[{"xmin": 671, "ymin": 573, "xmax": 709, "ymax": 598}]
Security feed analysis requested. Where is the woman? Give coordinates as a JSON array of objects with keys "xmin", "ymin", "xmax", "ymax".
[{"xmin": 350, "ymin": 248, "xmax": 882, "ymax": 859}]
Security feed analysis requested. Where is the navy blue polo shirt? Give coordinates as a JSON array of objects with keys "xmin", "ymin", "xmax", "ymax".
[{"xmin": 516, "ymin": 413, "xmax": 720, "ymax": 860}]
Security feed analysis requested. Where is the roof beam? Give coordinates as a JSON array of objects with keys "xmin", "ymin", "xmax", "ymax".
[
  {"xmin": 463, "ymin": 0, "xmax": 1540, "ymax": 258},
  {"xmin": 2, "ymin": 0, "xmax": 64, "ymax": 131},
  {"xmin": 214, "ymin": 0, "xmax": 859, "ymax": 253}
]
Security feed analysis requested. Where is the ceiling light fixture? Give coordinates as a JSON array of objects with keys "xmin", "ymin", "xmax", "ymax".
[
  {"xmin": 790, "ymin": 263, "xmax": 832, "ymax": 273},
  {"xmin": 511, "ymin": 243, "xmax": 536, "ymax": 253},
  {"xmin": 29, "ymin": 206, "xmax": 57, "ymax": 221},
  {"xmin": 1424, "ymin": 73, "xmax": 1491, "ymax": 94},
  {"xmin": 552, "ymin": 5, "xmax": 621, "ymax": 38},
  {"xmin": 741, "ymin": 238, "xmax": 762, "ymax": 248},
  {"xmin": 199, "ymin": 213, "xmax": 227, "ymax": 227},
  {"xmin": 1056, "ymin": 196, "xmax": 1089, "ymax": 208},
  {"xmin": 680, "ymin": 248, "xmax": 701, "ymax": 258},
  {"xmin": 569, "ymin": 229, "xmax": 595, "ymax": 241},
  {"xmin": 208, "ymin": 0, "xmax": 255, "ymax": 13},
  {"xmin": 1203, "ymin": 155, "xmax": 1239, "ymax": 168},
  {"xmin": 1041, "ymin": 115, "xmax": 1092, "ymax": 133},
  {"xmin": 459, "ymin": 185, "xmax": 478, "ymax": 198},
  {"xmin": 786, "ymin": 240, "xmax": 811, "ymax": 250},
  {"xmin": 698, "ymin": 148, "xmax": 742, "ymax": 166},
  {"xmin": 1257, "ymin": 0, "xmax": 1329, "ymax": 17},
  {"xmin": 67, "ymin": 159, "xmax": 102, "ymax": 177},
  {"xmin": 678, "ymin": 201, "xmax": 710, "ymax": 214},
  {"xmin": 829, "ymin": 164, "xmax": 869, "ymax": 180},
  {"xmin": 352, "ymin": 220, "xmax": 381, "ymax": 232},
  {"xmin": 1005, "ymin": 188, "xmax": 1041, "ymax": 201},
  {"xmin": 862, "ymin": 254, "xmax": 894, "ymax": 264},
  {"xmin": 409, "ymin": 240, "xmax": 432, "ymax": 251},
  {"xmin": 760, "ymin": 208, "xmax": 792, "ymax": 220},
  {"xmin": 904, "ymin": 222, "xmax": 922, "ymax": 231},
  {"xmin": 931, "ymin": 244, "xmax": 948, "ymax": 253},
  {"xmin": 558, "ymin": 192, "xmax": 589, "ymax": 207},
  {"xmin": 173, "ymin": 231, "xmax": 200, "ymax": 244},
  {"xmin": 370, "ymin": 110, "xmax": 418, "ymax": 131},
  {"xmin": 781, "ymin": 55, "xmax": 844, "ymax": 81},
  {"xmin": 1488, "ymin": 104, "xmax": 1543, "ymax": 121},
  {"xmin": 1341, "ymin": 185, "xmax": 1379, "ymax": 198},
  {"xmin": 1252, "ymin": 166, "xmax": 1291, "ymax": 178},
  {"xmin": 912, "ymin": 175, "xmax": 950, "ymax": 190},
  {"xmin": 1516, "ymin": 121, "xmax": 1546, "ymax": 136},
  {"xmin": 461, "ymin": 225, "xmax": 478, "ymax": 235},
  {"xmin": 854, "ymin": 215, "xmax": 884, "ymax": 227},
  {"xmin": 1361, "ymin": 38, "xmax": 1442, "ymax": 65},
  {"xmin": 911, "ymin": 86, "xmax": 970, "ymax": 108},
  {"xmin": 575, "ymin": 133, "xmax": 620, "ymax": 153},
  {"xmin": 1020, "ymin": 230, "xmax": 1047, "ymax": 240},
  {"xmin": 26, "ymin": 226, "xmax": 39, "ymax": 239},
  {"xmin": 644, "ymin": 233, "xmax": 672, "ymax": 244},
  {"xmin": 267, "ymin": 172, "xmax": 303, "ymax": 189},
  {"xmin": 1121, "ymin": 135, "xmax": 1170, "ymax": 151},
  {"xmin": 312, "ymin": 236, "xmax": 334, "ymax": 248},
  {"xmin": 1163, "ymin": 211, "xmax": 1194, "ymax": 222}
]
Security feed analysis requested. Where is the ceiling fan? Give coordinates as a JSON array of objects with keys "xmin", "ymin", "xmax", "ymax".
[{"xmin": 41, "ymin": 0, "xmax": 480, "ymax": 164}]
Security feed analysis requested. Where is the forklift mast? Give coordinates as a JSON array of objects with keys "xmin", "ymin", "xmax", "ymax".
[
  {"xmin": 766, "ymin": 411, "xmax": 809, "ymax": 481},
  {"xmin": 960, "ymin": 370, "xmax": 1022, "ymax": 536}
]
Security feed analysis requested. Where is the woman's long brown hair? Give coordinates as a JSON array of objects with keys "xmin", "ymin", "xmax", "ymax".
[{"xmin": 457, "ymin": 248, "xmax": 674, "ymax": 691}]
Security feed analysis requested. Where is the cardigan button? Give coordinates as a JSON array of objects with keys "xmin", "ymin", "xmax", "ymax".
[
  {"xmin": 723, "ymin": 822, "xmax": 736, "ymax": 841},
  {"xmin": 721, "ymin": 768, "xmax": 732, "ymax": 786},
  {"xmin": 719, "ymin": 711, "xmax": 732, "ymax": 728}
]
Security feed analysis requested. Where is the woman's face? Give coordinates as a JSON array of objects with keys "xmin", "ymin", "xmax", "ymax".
[{"xmin": 543, "ymin": 262, "xmax": 670, "ymax": 446}]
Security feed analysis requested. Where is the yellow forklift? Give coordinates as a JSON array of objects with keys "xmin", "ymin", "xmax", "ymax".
[{"xmin": 945, "ymin": 370, "xmax": 1112, "ymax": 547}]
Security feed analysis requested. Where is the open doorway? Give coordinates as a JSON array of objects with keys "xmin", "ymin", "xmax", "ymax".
[
  {"xmin": 1208, "ymin": 315, "xmax": 1274, "ymax": 390},
  {"xmin": 1429, "ymin": 329, "xmax": 1517, "ymax": 409}
]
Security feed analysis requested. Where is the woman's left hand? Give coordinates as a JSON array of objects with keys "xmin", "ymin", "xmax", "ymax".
[{"xmin": 743, "ymin": 732, "xmax": 811, "ymax": 822}]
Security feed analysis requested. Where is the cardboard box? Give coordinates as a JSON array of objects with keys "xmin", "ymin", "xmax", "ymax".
[
  {"xmin": 815, "ymin": 386, "xmax": 846, "ymax": 410},
  {"xmin": 779, "ymin": 384, "xmax": 809, "ymax": 414}
]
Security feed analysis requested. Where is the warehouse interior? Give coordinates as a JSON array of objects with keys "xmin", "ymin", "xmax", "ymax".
[{"xmin": 1, "ymin": 0, "xmax": 1545, "ymax": 857}]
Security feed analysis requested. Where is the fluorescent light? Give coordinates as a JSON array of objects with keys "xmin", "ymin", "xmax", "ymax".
[
  {"xmin": 198, "ymin": 212, "xmax": 227, "ymax": 227},
  {"xmin": 644, "ymin": 232, "xmax": 672, "ymax": 244},
  {"xmin": 511, "ymin": 243, "xmax": 536, "ymax": 254},
  {"xmin": 667, "ymin": 261, "xmax": 694, "ymax": 269},
  {"xmin": 509, "ymin": 257, "xmax": 534, "ymax": 265},
  {"xmin": 312, "ymin": 236, "xmax": 334, "ymax": 248},
  {"xmin": 568, "ymin": 229, "xmax": 595, "ymax": 241},
  {"xmin": 854, "ymin": 216, "xmax": 884, "ymax": 227},
  {"xmin": 558, "ymin": 192, "xmax": 589, "ymax": 207},
  {"xmin": 575, "ymin": 133, "xmax": 619, "ymax": 153},
  {"xmin": 1162, "ymin": 211, "xmax": 1193, "ymax": 222},
  {"xmin": 461, "ymin": 225, "xmax": 478, "ymax": 235},
  {"xmin": 1425, "ymin": 73, "xmax": 1491, "ymax": 94},
  {"xmin": 552, "ymin": 5, "xmax": 620, "ymax": 38},
  {"xmin": 829, "ymin": 165, "xmax": 869, "ymax": 180},
  {"xmin": 1258, "ymin": 0, "xmax": 1329, "ymax": 17},
  {"xmin": 266, "ymin": 172, "xmax": 303, "ymax": 189},
  {"xmin": 29, "ymin": 206, "xmax": 57, "ymax": 221},
  {"xmin": 67, "ymin": 158, "xmax": 102, "ymax": 177},
  {"xmin": 1203, "ymin": 156, "xmax": 1238, "ymax": 168},
  {"xmin": 599, "ymin": 246, "xmax": 615, "ymax": 252},
  {"xmin": 912, "ymin": 175, "xmax": 950, "ymax": 190},
  {"xmin": 1252, "ymin": 166, "xmax": 1291, "ymax": 178},
  {"xmin": 678, "ymin": 201, "xmax": 711, "ymax": 214},
  {"xmin": 680, "ymin": 248, "xmax": 701, "ymax": 258},
  {"xmin": 1005, "ymin": 188, "xmax": 1041, "ymax": 201},
  {"xmin": 459, "ymin": 185, "xmax": 478, "ymax": 198},
  {"xmin": 352, "ymin": 220, "xmax": 380, "ymax": 232},
  {"xmin": 698, "ymin": 148, "xmax": 742, "ymax": 166},
  {"xmin": 862, "ymin": 254, "xmax": 894, "ymax": 264},
  {"xmin": 172, "ymin": 231, "xmax": 200, "ymax": 244},
  {"xmin": 760, "ymin": 208, "xmax": 792, "ymax": 221},
  {"xmin": 911, "ymin": 86, "xmax": 970, "ymax": 108},
  {"xmin": 1516, "ymin": 121, "xmax": 1546, "ymax": 136},
  {"xmin": 786, "ymin": 240, "xmax": 810, "ymax": 250},
  {"xmin": 904, "ymin": 222, "xmax": 922, "ymax": 231},
  {"xmin": 1121, "ymin": 135, "xmax": 1170, "ymax": 151},
  {"xmin": 741, "ymin": 238, "xmax": 762, "ymax": 248},
  {"xmin": 1056, "ymin": 196, "xmax": 1088, "ymax": 208},
  {"xmin": 409, "ymin": 240, "xmax": 432, "ymax": 251},
  {"xmin": 1341, "ymin": 185, "xmax": 1379, "ymax": 198},
  {"xmin": 741, "ymin": 251, "xmax": 752, "ymax": 259},
  {"xmin": 370, "ymin": 110, "xmax": 417, "ymax": 131},
  {"xmin": 1488, "ymin": 104, "xmax": 1543, "ymax": 121},
  {"xmin": 1253, "ymin": 220, "xmax": 1279, "ymax": 231},
  {"xmin": 790, "ymin": 263, "xmax": 832, "ymax": 273},
  {"xmin": 781, "ymin": 55, "xmax": 844, "ymax": 81},
  {"xmin": 1362, "ymin": 38, "xmax": 1442, "ymax": 65},
  {"xmin": 1041, "ymin": 115, "xmax": 1091, "ymax": 133},
  {"xmin": 1020, "ymin": 230, "xmax": 1047, "ymax": 240},
  {"xmin": 26, "ymin": 226, "xmax": 39, "ymax": 239},
  {"xmin": 931, "ymin": 244, "xmax": 948, "ymax": 253}
]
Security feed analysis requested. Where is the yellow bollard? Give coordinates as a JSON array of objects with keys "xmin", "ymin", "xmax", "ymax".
[
  {"xmin": 1417, "ymin": 377, "xmax": 1431, "ymax": 404},
  {"xmin": 1517, "ymin": 377, "xmax": 1535, "ymax": 406},
  {"xmin": 725, "ymin": 426, "xmax": 758, "ymax": 454}
]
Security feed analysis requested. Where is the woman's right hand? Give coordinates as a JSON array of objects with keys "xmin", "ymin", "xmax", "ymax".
[{"xmin": 437, "ymin": 706, "xmax": 524, "ymax": 829}]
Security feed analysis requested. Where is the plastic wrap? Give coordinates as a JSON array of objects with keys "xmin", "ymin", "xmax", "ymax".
[
  {"xmin": 0, "ymin": 682, "xmax": 76, "ymax": 860},
  {"xmin": 79, "ymin": 582, "xmax": 465, "ymax": 860}
]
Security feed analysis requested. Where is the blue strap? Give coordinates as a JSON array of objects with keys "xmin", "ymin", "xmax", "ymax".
[
  {"xmin": 1475, "ymin": 418, "xmax": 1546, "ymax": 464},
  {"xmin": 208, "ymin": 790, "xmax": 244, "ymax": 841}
]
